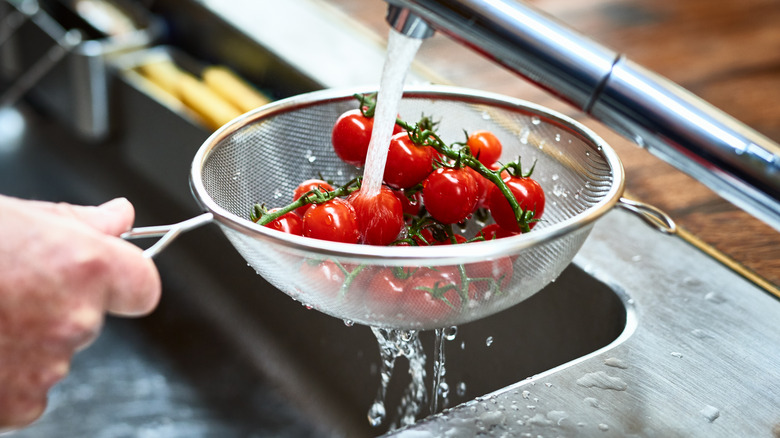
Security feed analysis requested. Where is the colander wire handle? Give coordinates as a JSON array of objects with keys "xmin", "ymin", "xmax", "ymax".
[
  {"xmin": 617, "ymin": 197, "xmax": 676, "ymax": 234},
  {"xmin": 121, "ymin": 212, "xmax": 214, "ymax": 258}
]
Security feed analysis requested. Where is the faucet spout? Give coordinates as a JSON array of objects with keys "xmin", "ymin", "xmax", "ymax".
[
  {"xmin": 386, "ymin": 4, "xmax": 435, "ymax": 39},
  {"xmin": 383, "ymin": 0, "xmax": 780, "ymax": 230}
]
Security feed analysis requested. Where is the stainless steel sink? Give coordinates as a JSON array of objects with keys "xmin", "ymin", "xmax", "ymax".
[{"xmin": 2, "ymin": 1, "xmax": 778, "ymax": 437}]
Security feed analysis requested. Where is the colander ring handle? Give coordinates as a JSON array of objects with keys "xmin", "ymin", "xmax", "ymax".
[
  {"xmin": 617, "ymin": 197, "xmax": 677, "ymax": 234},
  {"xmin": 121, "ymin": 212, "xmax": 214, "ymax": 258}
]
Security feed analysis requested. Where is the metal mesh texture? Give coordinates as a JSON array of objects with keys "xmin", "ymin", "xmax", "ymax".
[{"xmin": 193, "ymin": 87, "xmax": 621, "ymax": 330}]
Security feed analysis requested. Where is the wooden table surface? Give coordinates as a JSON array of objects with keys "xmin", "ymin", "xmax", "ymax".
[{"xmin": 323, "ymin": 0, "xmax": 780, "ymax": 289}]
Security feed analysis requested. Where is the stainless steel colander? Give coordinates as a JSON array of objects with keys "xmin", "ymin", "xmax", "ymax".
[{"xmin": 124, "ymin": 85, "xmax": 675, "ymax": 330}]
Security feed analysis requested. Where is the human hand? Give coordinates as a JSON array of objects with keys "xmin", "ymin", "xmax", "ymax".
[{"xmin": 0, "ymin": 195, "xmax": 161, "ymax": 430}]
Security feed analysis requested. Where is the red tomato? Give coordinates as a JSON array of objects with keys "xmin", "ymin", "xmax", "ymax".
[
  {"xmin": 263, "ymin": 208, "xmax": 303, "ymax": 235},
  {"xmin": 383, "ymin": 132, "xmax": 436, "ymax": 189},
  {"xmin": 433, "ymin": 234, "xmax": 468, "ymax": 245},
  {"xmin": 331, "ymin": 109, "xmax": 403, "ymax": 166},
  {"xmin": 347, "ymin": 186, "xmax": 405, "ymax": 246},
  {"xmin": 422, "ymin": 167, "xmax": 479, "ymax": 224},
  {"xmin": 466, "ymin": 167, "xmax": 491, "ymax": 210},
  {"xmin": 293, "ymin": 179, "xmax": 335, "ymax": 217},
  {"xmin": 299, "ymin": 259, "xmax": 346, "ymax": 299},
  {"xmin": 465, "ymin": 256, "xmax": 514, "ymax": 298},
  {"xmin": 410, "ymin": 228, "xmax": 435, "ymax": 246},
  {"xmin": 487, "ymin": 176, "xmax": 545, "ymax": 232},
  {"xmin": 365, "ymin": 267, "xmax": 414, "ymax": 314},
  {"xmin": 477, "ymin": 223, "xmax": 519, "ymax": 241},
  {"xmin": 393, "ymin": 189, "xmax": 423, "ymax": 218},
  {"xmin": 402, "ymin": 267, "xmax": 462, "ymax": 320},
  {"xmin": 467, "ymin": 130, "xmax": 503, "ymax": 167},
  {"xmin": 302, "ymin": 198, "xmax": 360, "ymax": 243}
]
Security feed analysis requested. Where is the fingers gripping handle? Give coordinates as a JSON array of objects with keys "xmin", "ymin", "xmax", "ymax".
[{"xmin": 121, "ymin": 213, "xmax": 214, "ymax": 258}]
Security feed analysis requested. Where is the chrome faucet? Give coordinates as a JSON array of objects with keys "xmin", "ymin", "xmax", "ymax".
[{"xmin": 385, "ymin": 0, "xmax": 780, "ymax": 231}]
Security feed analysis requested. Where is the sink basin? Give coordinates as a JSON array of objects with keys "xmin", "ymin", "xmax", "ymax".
[
  {"xmin": 3, "ymin": 207, "xmax": 628, "ymax": 437},
  {"xmin": 163, "ymin": 225, "xmax": 628, "ymax": 436}
]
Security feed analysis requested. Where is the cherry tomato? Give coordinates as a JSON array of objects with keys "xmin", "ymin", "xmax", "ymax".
[
  {"xmin": 302, "ymin": 198, "xmax": 360, "ymax": 243},
  {"xmin": 299, "ymin": 259, "xmax": 346, "ymax": 299},
  {"xmin": 331, "ymin": 109, "xmax": 403, "ymax": 167},
  {"xmin": 410, "ymin": 228, "xmax": 435, "ymax": 246},
  {"xmin": 402, "ymin": 267, "xmax": 462, "ymax": 320},
  {"xmin": 477, "ymin": 223, "xmax": 519, "ymax": 241},
  {"xmin": 465, "ymin": 256, "xmax": 514, "ymax": 298},
  {"xmin": 263, "ymin": 208, "xmax": 303, "ymax": 235},
  {"xmin": 433, "ymin": 234, "xmax": 468, "ymax": 245},
  {"xmin": 365, "ymin": 267, "xmax": 415, "ymax": 315},
  {"xmin": 466, "ymin": 167, "xmax": 490, "ymax": 210},
  {"xmin": 467, "ymin": 130, "xmax": 502, "ymax": 167},
  {"xmin": 487, "ymin": 176, "xmax": 545, "ymax": 233},
  {"xmin": 393, "ymin": 189, "xmax": 423, "ymax": 219},
  {"xmin": 347, "ymin": 186, "xmax": 405, "ymax": 246},
  {"xmin": 422, "ymin": 167, "xmax": 479, "ymax": 224},
  {"xmin": 293, "ymin": 179, "xmax": 334, "ymax": 217},
  {"xmin": 383, "ymin": 132, "xmax": 436, "ymax": 189}
]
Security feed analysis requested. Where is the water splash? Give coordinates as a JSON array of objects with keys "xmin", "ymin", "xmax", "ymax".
[{"xmin": 368, "ymin": 327, "xmax": 428, "ymax": 429}]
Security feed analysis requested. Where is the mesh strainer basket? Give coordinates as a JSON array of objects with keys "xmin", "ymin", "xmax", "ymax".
[{"xmin": 125, "ymin": 85, "xmax": 674, "ymax": 330}]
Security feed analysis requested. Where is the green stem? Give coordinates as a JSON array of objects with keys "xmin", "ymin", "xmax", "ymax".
[{"xmin": 253, "ymin": 178, "xmax": 361, "ymax": 226}]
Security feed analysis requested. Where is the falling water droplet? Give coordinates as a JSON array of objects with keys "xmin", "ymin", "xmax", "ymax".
[
  {"xmin": 485, "ymin": 336, "xmax": 494, "ymax": 347},
  {"xmin": 444, "ymin": 326, "xmax": 458, "ymax": 341},
  {"xmin": 457, "ymin": 382, "xmax": 467, "ymax": 397},
  {"xmin": 343, "ymin": 319, "xmax": 354, "ymax": 327}
]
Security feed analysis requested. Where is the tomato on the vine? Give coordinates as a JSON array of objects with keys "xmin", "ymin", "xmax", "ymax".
[
  {"xmin": 467, "ymin": 130, "xmax": 502, "ymax": 167},
  {"xmin": 302, "ymin": 198, "xmax": 360, "ymax": 243},
  {"xmin": 293, "ymin": 179, "xmax": 334, "ymax": 217},
  {"xmin": 477, "ymin": 223, "xmax": 519, "ymax": 241},
  {"xmin": 331, "ymin": 109, "xmax": 402, "ymax": 167},
  {"xmin": 299, "ymin": 259, "xmax": 346, "ymax": 299},
  {"xmin": 263, "ymin": 208, "xmax": 303, "ymax": 236},
  {"xmin": 383, "ymin": 132, "xmax": 436, "ymax": 189},
  {"xmin": 465, "ymin": 256, "xmax": 514, "ymax": 296},
  {"xmin": 422, "ymin": 167, "xmax": 479, "ymax": 224},
  {"xmin": 402, "ymin": 267, "xmax": 462, "ymax": 320},
  {"xmin": 365, "ymin": 267, "xmax": 415, "ymax": 314},
  {"xmin": 347, "ymin": 186, "xmax": 405, "ymax": 246},
  {"xmin": 393, "ymin": 189, "xmax": 423, "ymax": 219},
  {"xmin": 487, "ymin": 175, "xmax": 545, "ymax": 233},
  {"xmin": 465, "ymin": 167, "xmax": 490, "ymax": 210},
  {"xmin": 433, "ymin": 233, "xmax": 467, "ymax": 245}
]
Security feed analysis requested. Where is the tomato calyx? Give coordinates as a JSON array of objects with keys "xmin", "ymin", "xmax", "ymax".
[{"xmin": 354, "ymin": 92, "xmax": 377, "ymax": 118}]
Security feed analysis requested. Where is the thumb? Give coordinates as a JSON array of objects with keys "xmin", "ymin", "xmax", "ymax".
[{"xmin": 53, "ymin": 198, "xmax": 136, "ymax": 236}]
